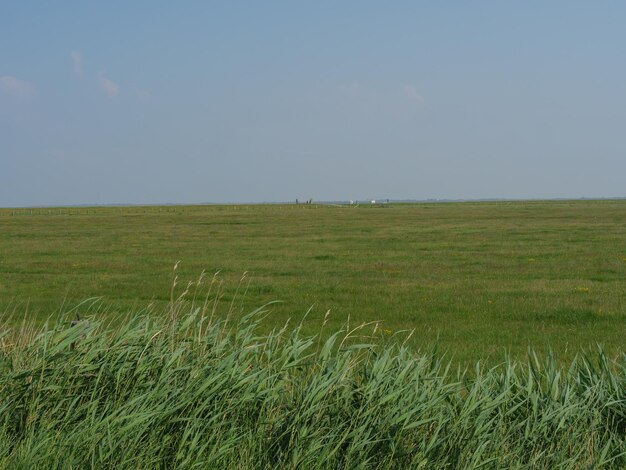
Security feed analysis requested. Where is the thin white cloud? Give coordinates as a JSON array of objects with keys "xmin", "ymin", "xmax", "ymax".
[
  {"xmin": 340, "ymin": 82, "xmax": 363, "ymax": 93},
  {"xmin": 402, "ymin": 85, "xmax": 423, "ymax": 103},
  {"xmin": 0, "ymin": 76, "xmax": 35, "ymax": 98},
  {"xmin": 71, "ymin": 51, "xmax": 83, "ymax": 77},
  {"xmin": 135, "ymin": 89, "xmax": 152, "ymax": 104},
  {"xmin": 98, "ymin": 71, "xmax": 118, "ymax": 98}
]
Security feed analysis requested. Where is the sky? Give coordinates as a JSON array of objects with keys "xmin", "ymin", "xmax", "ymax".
[{"xmin": 1, "ymin": 2, "xmax": 626, "ymax": 206}]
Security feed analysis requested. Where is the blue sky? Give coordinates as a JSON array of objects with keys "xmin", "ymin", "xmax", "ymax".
[{"xmin": 2, "ymin": 2, "xmax": 625, "ymax": 206}]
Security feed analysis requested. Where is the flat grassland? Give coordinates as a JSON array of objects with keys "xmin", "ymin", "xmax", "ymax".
[{"xmin": 1, "ymin": 200, "xmax": 624, "ymax": 362}]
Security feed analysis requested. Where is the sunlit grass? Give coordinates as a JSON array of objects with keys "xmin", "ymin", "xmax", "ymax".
[
  {"xmin": 0, "ymin": 289, "xmax": 624, "ymax": 468},
  {"xmin": 0, "ymin": 200, "xmax": 625, "ymax": 363}
]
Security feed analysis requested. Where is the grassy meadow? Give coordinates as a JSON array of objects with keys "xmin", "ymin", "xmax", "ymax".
[{"xmin": 1, "ymin": 200, "xmax": 625, "ymax": 363}]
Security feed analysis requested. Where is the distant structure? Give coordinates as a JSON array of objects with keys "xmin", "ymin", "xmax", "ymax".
[{"xmin": 371, "ymin": 200, "xmax": 376, "ymax": 204}]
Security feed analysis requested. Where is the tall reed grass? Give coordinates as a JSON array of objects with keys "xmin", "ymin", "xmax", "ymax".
[{"xmin": 0, "ymin": 279, "xmax": 624, "ymax": 468}]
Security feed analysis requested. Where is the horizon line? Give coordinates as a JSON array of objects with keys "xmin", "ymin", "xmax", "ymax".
[{"xmin": 1, "ymin": 196, "xmax": 626, "ymax": 210}]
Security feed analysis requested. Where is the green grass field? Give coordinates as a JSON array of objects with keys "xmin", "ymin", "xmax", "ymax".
[{"xmin": 1, "ymin": 200, "xmax": 624, "ymax": 363}]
